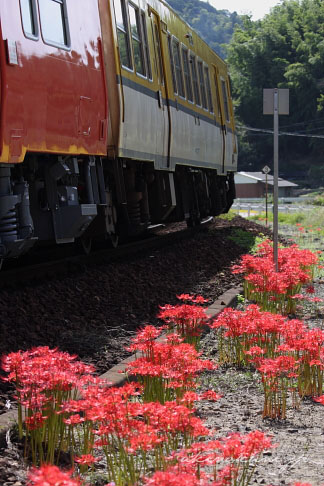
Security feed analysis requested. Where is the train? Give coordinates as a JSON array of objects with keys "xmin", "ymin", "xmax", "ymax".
[{"xmin": 0, "ymin": 0, "xmax": 237, "ymax": 264}]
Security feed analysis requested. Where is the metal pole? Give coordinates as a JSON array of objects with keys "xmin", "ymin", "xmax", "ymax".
[
  {"xmin": 265, "ymin": 173, "xmax": 268, "ymax": 227},
  {"xmin": 273, "ymin": 89, "xmax": 279, "ymax": 272}
]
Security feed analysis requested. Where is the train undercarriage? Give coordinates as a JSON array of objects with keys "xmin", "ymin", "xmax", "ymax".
[{"xmin": 0, "ymin": 157, "xmax": 236, "ymax": 264}]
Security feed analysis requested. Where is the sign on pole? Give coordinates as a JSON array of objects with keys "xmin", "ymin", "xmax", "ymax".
[
  {"xmin": 262, "ymin": 166, "xmax": 271, "ymax": 227},
  {"xmin": 263, "ymin": 88, "xmax": 289, "ymax": 271},
  {"xmin": 263, "ymin": 89, "xmax": 289, "ymax": 115},
  {"xmin": 262, "ymin": 165, "xmax": 271, "ymax": 174}
]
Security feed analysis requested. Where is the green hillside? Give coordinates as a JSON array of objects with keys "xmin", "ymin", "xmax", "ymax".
[{"xmin": 167, "ymin": 0, "xmax": 242, "ymax": 58}]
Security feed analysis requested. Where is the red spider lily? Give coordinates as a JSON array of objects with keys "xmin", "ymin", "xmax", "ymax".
[
  {"xmin": 177, "ymin": 293, "xmax": 195, "ymax": 301},
  {"xmin": 25, "ymin": 412, "xmax": 48, "ymax": 431},
  {"xmin": 193, "ymin": 296, "xmax": 209, "ymax": 304},
  {"xmin": 232, "ymin": 240, "xmax": 319, "ymax": 314},
  {"xmin": 162, "ymin": 431, "xmax": 274, "ymax": 486},
  {"xmin": 244, "ymin": 346, "xmax": 265, "ymax": 356},
  {"xmin": 210, "ymin": 305, "xmax": 285, "ymax": 366},
  {"xmin": 78, "ymin": 383, "xmax": 212, "ymax": 484},
  {"xmin": 143, "ymin": 461, "xmax": 235, "ymax": 486},
  {"xmin": 63, "ymin": 414, "xmax": 85, "ymax": 426},
  {"xmin": 176, "ymin": 294, "xmax": 209, "ymax": 304},
  {"xmin": 257, "ymin": 355, "xmax": 298, "ymax": 419},
  {"xmin": 306, "ymin": 285, "xmax": 315, "ymax": 294},
  {"xmin": 176, "ymin": 390, "xmax": 222, "ymax": 409},
  {"xmin": 74, "ymin": 454, "xmax": 102, "ymax": 465},
  {"xmin": 257, "ymin": 355, "xmax": 297, "ymax": 378},
  {"xmin": 308, "ymin": 296, "xmax": 323, "ymax": 303},
  {"xmin": 290, "ymin": 294, "xmax": 305, "ymax": 300},
  {"xmin": 313, "ymin": 395, "xmax": 324, "ymax": 405},
  {"xmin": 27, "ymin": 465, "xmax": 83, "ymax": 486},
  {"xmin": 142, "ymin": 470, "xmax": 204, "ymax": 486},
  {"xmin": 292, "ymin": 483, "xmax": 313, "ymax": 486},
  {"xmin": 126, "ymin": 330, "xmax": 216, "ymax": 403},
  {"xmin": 126, "ymin": 325, "xmax": 163, "ymax": 356},
  {"xmin": 199, "ymin": 390, "xmax": 222, "ymax": 402},
  {"xmin": 219, "ymin": 430, "xmax": 274, "ymax": 460},
  {"xmin": 1, "ymin": 346, "xmax": 97, "ymax": 465},
  {"xmin": 158, "ymin": 303, "xmax": 208, "ymax": 347}
]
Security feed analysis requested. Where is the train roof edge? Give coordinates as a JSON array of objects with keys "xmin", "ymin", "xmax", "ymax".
[{"xmin": 160, "ymin": 0, "xmax": 228, "ymax": 68}]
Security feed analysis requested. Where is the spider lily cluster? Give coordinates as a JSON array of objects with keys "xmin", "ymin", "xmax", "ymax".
[
  {"xmin": 157, "ymin": 293, "xmax": 209, "ymax": 348},
  {"xmin": 3, "ymin": 322, "xmax": 273, "ymax": 486},
  {"xmin": 125, "ymin": 326, "xmax": 215, "ymax": 403},
  {"xmin": 211, "ymin": 240, "xmax": 324, "ymax": 420},
  {"xmin": 232, "ymin": 239, "xmax": 320, "ymax": 314}
]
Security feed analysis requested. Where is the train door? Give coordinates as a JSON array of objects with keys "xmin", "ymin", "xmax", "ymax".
[
  {"xmin": 213, "ymin": 66, "xmax": 233, "ymax": 173},
  {"xmin": 149, "ymin": 8, "xmax": 171, "ymax": 169}
]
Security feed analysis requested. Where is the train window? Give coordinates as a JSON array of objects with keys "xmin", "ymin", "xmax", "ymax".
[
  {"xmin": 204, "ymin": 66, "xmax": 213, "ymax": 112},
  {"xmin": 141, "ymin": 12, "xmax": 152, "ymax": 79},
  {"xmin": 128, "ymin": 3, "xmax": 145, "ymax": 75},
  {"xmin": 172, "ymin": 39, "xmax": 185, "ymax": 98},
  {"xmin": 182, "ymin": 47, "xmax": 193, "ymax": 102},
  {"xmin": 152, "ymin": 22, "xmax": 164, "ymax": 85},
  {"xmin": 168, "ymin": 35, "xmax": 177, "ymax": 93},
  {"xmin": 114, "ymin": 0, "xmax": 132, "ymax": 69},
  {"xmin": 197, "ymin": 60, "xmax": 208, "ymax": 109},
  {"xmin": 189, "ymin": 54, "xmax": 200, "ymax": 106},
  {"xmin": 38, "ymin": 0, "xmax": 70, "ymax": 48},
  {"xmin": 20, "ymin": 0, "xmax": 38, "ymax": 39},
  {"xmin": 214, "ymin": 73, "xmax": 221, "ymax": 118},
  {"xmin": 221, "ymin": 79, "xmax": 230, "ymax": 121}
]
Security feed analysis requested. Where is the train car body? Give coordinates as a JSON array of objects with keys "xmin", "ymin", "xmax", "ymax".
[{"xmin": 0, "ymin": 0, "xmax": 237, "ymax": 264}]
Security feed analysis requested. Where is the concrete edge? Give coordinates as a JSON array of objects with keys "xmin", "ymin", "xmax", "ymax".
[{"xmin": 0, "ymin": 285, "xmax": 243, "ymax": 433}]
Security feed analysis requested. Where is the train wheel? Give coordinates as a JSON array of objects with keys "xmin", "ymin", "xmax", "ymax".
[
  {"xmin": 77, "ymin": 235, "xmax": 92, "ymax": 255},
  {"xmin": 186, "ymin": 215, "xmax": 201, "ymax": 228},
  {"xmin": 109, "ymin": 233, "xmax": 119, "ymax": 248}
]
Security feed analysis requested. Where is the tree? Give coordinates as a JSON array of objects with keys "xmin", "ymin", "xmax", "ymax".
[{"xmin": 226, "ymin": 0, "xmax": 324, "ymax": 174}]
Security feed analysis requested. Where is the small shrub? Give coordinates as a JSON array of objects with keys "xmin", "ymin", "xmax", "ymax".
[
  {"xmin": 227, "ymin": 228, "xmax": 257, "ymax": 250},
  {"xmin": 217, "ymin": 210, "xmax": 236, "ymax": 221}
]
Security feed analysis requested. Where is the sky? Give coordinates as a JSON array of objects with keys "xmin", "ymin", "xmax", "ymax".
[{"xmin": 203, "ymin": 0, "xmax": 282, "ymax": 20}]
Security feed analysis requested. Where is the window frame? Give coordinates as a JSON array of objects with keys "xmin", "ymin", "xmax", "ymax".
[
  {"xmin": 38, "ymin": 0, "xmax": 71, "ymax": 50},
  {"xmin": 221, "ymin": 78, "xmax": 230, "ymax": 122},
  {"xmin": 181, "ymin": 45, "xmax": 194, "ymax": 103},
  {"xmin": 128, "ymin": 2, "xmax": 146, "ymax": 77},
  {"xmin": 172, "ymin": 37, "xmax": 185, "ymax": 99},
  {"xmin": 151, "ymin": 19, "xmax": 164, "ymax": 85},
  {"xmin": 20, "ymin": 0, "xmax": 39, "ymax": 41},
  {"xmin": 214, "ymin": 73, "xmax": 221, "ymax": 119},
  {"xmin": 141, "ymin": 10, "xmax": 152, "ymax": 80},
  {"xmin": 197, "ymin": 59, "xmax": 208, "ymax": 110},
  {"xmin": 168, "ymin": 33, "xmax": 177, "ymax": 94},
  {"xmin": 114, "ymin": 0, "xmax": 133, "ymax": 71},
  {"xmin": 189, "ymin": 52, "xmax": 201, "ymax": 107},
  {"xmin": 204, "ymin": 64, "xmax": 213, "ymax": 113}
]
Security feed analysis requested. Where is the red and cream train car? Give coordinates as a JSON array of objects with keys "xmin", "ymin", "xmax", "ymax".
[{"xmin": 0, "ymin": 0, "xmax": 237, "ymax": 264}]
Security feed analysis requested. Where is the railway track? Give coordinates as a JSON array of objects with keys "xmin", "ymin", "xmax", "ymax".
[{"xmin": 0, "ymin": 218, "xmax": 214, "ymax": 288}]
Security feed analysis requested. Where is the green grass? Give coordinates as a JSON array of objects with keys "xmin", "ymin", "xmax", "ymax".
[
  {"xmin": 312, "ymin": 195, "xmax": 324, "ymax": 206},
  {"xmin": 249, "ymin": 211, "xmax": 307, "ymax": 225},
  {"xmin": 217, "ymin": 210, "xmax": 236, "ymax": 221},
  {"xmin": 227, "ymin": 228, "xmax": 267, "ymax": 252},
  {"xmin": 248, "ymin": 208, "xmax": 324, "ymax": 260}
]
